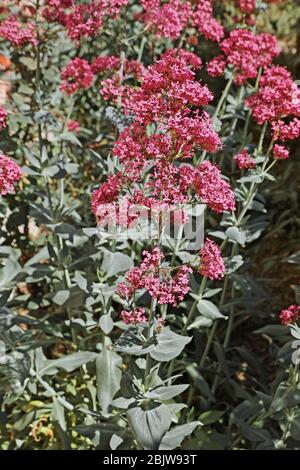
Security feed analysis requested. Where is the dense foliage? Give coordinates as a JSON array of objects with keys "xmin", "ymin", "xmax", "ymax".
[{"xmin": 0, "ymin": 0, "xmax": 299, "ymax": 450}]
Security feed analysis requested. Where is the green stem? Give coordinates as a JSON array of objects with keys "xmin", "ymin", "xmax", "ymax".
[
  {"xmin": 241, "ymin": 68, "xmax": 262, "ymax": 147},
  {"xmin": 199, "ymin": 73, "xmax": 234, "ymax": 164},
  {"xmin": 167, "ymin": 276, "xmax": 207, "ymax": 383},
  {"xmin": 144, "ymin": 298, "xmax": 157, "ymax": 383},
  {"xmin": 214, "ymin": 74, "xmax": 234, "ymax": 118},
  {"xmin": 183, "ymin": 276, "xmax": 207, "ymax": 334}
]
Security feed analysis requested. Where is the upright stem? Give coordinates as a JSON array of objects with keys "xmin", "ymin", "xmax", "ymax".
[
  {"xmin": 183, "ymin": 276, "xmax": 207, "ymax": 334},
  {"xmin": 167, "ymin": 276, "xmax": 207, "ymax": 383},
  {"xmin": 214, "ymin": 74, "xmax": 235, "ymax": 118},
  {"xmin": 144, "ymin": 297, "xmax": 157, "ymax": 382},
  {"xmin": 241, "ymin": 68, "xmax": 262, "ymax": 147},
  {"xmin": 199, "ymin": 74, "xmax": 234, "ymax": 164},
  {"xmin": 144, "ymin": 216, "xmax": 163, "ymax": 383}
]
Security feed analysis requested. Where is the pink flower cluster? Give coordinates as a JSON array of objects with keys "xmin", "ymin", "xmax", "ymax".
[
  {"xmin": 246, "ymin": 66, "xmax": 300, "ymax": 158},
  {"xmin": 237, "ymin": 0, "xmax": 256, "ymax": 14},
  {"xmin": 0, "ymin": 106, "xmax": 8, "ymax": 130},
  {"xmin": 279, "ymin": 305, "xmax": 300, "ymax": 325},
  {"xmin": 91, "ymin": 173, "xmax": 123, "ymax": 217},
  {"xmin": 60, "ymin": 58, "xmax": 94, "ymax": 95},
  {"xmin": 116, "ymin": 247, "xmax": 192, "ymax": 306},
  {"xmin": 140, "ymin": 0, "xmax": 223, "ymax": 42},
  {"xmin": 207, "ymin": 29, "xmax": 279, "ymax": 85},
  {"xmin": 0, "ymin": 15, "xmax": 38, "ymax": 46},
  {"xmin": 67, "ymin": 120, "xmax": 81, "ymax": 133},
  {"xmin": 92, "ymin": 50, "xmax": 235, "ymax": 222},
  {"xmin": 199, "ymin": 238, "xmax": 225, "ymax": 280},
  {"xmin": 273, "ymin": 144, "xmax": 289, "ymax": 160},
  {"xmin": 140, "ymin": 0, "xmax": 191, "ymax": 40},
  {"xmin": 246, "ymin": 66, "xmax": 300, "ymax": 125},
  {"xmin": 193, "ymin": 0, "xmax": 224, "ymax": 42},
  {"xmin": 0, "ymin": 154, "xmax": 22, "ymax": 196},
  {"xmin": 193, "ymin": 161, "xmax": 236, "ymax": 213},
  {"xmin": 43, "ymin": 0, "xmax": 128, "ymax": 44},
  {"xmin": 234, "ymin": 149, "xmax": 256, "ymax": 169},
  {"xmin": 120, "ymin": 307, "xmax": 147, "ymax": 325}
]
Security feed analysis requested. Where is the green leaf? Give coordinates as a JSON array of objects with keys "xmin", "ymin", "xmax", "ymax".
[
  {"xmin": 96, "ymin": 340, "xmax": 122, "ymax": 413},
  {"xmin": 225, "ymin": 255, "xmax": 244, "ymax": 274},
  {"xmin": 99, "ymin": 314, "xmax": 114, "ymax": 335},
  {"xmin": 226, "ymin": 227, "xmax": 246, "ymax": 246},
  {"xmin": 51, "ymin": 290, "xmax": 70, "ymax": 306},
  {"xmin": 127, "ymin": 404, "xmax": 172, "ymax": 450},
  {"xmin": 159, "ymin": 421, "xmax": 200, "ymax": 450},
  {"xmin": 199, "ymin": 410, "xmax": 225, "ymax": 425},
  {"xmin": 197, "ymin": 300, "xmax": 226, "ymax": 320},
  {"xmin": 202, "ymin": 288, "xmax": 222, "ymax": 299},
  {"xmin": 57, "ymin": 132, "xmax": 82, "ymax": 147},
  {"xmin": 150, "ymin": 329, "xmax": 192, "ymax": 362},
  {"xmin": 152, "ymin": 384, "xmax": 189, "ymax": 400},
  {"xmin": 187, "ymin": 316, "xmax": 213, "ymax": 330},
  {"xmin": 36, "ymin": 350, "xmax": 97, "ymax": 376},
  {"xmin": 101, "ymin": 251, "xmax": 133, "ymax": 278},
  {"xmin": 52, "ymin": 397, "xmax": 67, "ymax": 431}
]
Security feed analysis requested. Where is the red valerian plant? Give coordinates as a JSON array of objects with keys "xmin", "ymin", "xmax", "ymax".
[{"xmin": 0, "ymin": 0, "xmax": 299, "ymax": 452}]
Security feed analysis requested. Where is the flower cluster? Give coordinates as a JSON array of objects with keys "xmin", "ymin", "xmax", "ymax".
[
  {"xmin": 193, "ymin": 160, "xmax": 235, "ymax": 213},
  {"xmin": 207, "ymin": 29, "xmax": 279, "ymax": 85},
  {"xmin": 193, "ymin": 0, "xmax": 224, "ymax": 42},
  {"xmin": 279, "ymin": 305, "xmax": 300, "ymax": 325},
  {"xmin": 0, "ymin": 154, "xmax": 22, "ymax": 195},
  {"xmin": 273, "ymin": 144, "xmax": 289, "ymax": 160},
  {"xmin": 199, "ymin": 238, "xmax": 225, "ymax": 280},
  {"xmin": 0, "ymin": 106, "xmax": 8, "ymax": 130},
  {"xmin": 246, "ymin": 66, "xmax": 300, "ymax": 158},
  {"xmin": 43, "ymin": 0, "xmax": 128, "ymax": 44},
  {"xmin": 120, "ymin": 307, "xmax": 147, "ymax": 325},
  {"xmin": 234, "ymin": 149, "xmax": 256, "ymax": 169},
  {"xmin": 246, "ymin": 66, "xmax": 300, "ymax": 125},
  {"xmin": 140, "ymin": 0, "xmax": 223, "ymax": 42},
  {"xmin": 67, "ymin": 120, "xmax": 81, "ymax": 133},
  {"xmin": 60, "ymin": 58, "xmax": 94, "ymax": 95},
  {"xmin": 91, "ymin": 51, "xmax": 229, "ymax": 221},
  {"xmin": 116, "ymin": 247, "xmax": 192, "ymax": 306},
  {"xmin": 0, "ymin": 15, "xmax": 38, "ymax": 46},
  {"xmin": 91, "ymin": 173, "xmax": 123, "ymax": 217},
  {"xmin": 237, "ymin": 0, "xmax": 256, "ymax": 14}
]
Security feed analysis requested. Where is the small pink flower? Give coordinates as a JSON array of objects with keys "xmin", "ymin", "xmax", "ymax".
[
  {"xmin": 199, "ymin": 238, "xmax": 225, "ymax": 280},
  {"xmin": 272, "ymin": 118, "xmax": 300, "ymax": 142},
  {"xmin": 0, "ymin": 15, "xmax": 38, "ymax": 46},
  {"xmin": 0, "ymin": 154, "xmax": 22, "ymax": 196},
  {"xmin": 279, "ymin": 305, "xmax": 300, "ymax": 325},
  {"xmin": 91, "ymin": 173, "xmax": 123, "ymax": 216},
  {"xmin": 246, "ymin": 66, "xmax": 300, "ymax": 125},
  {"xmin": 207, "ymin": 55, "xmax": 226, "ymax": 77},
  {"xmin": 238, "ymin": 0, "xmax": 256, "ymax": 14},
  {"xmin": 120, "ymin": 307, "xmax": 147, "ymax": 325},
  {"xmin": 116, "ymin": 247, "xmax": 192, "ymax": 306},
  {"xmin": 60, "ymin": 58, "xmax": 94, "ymax": 95},
  {"xmin": 220, "ymin": 29, "xmax": 279, "ymax": 85},
  {"xmin": 273, "ymin": 144, "xmax": 289, "ymax": 160},
  {"xmin": 0, "ymin": 106, "xmax": 8, "ymax": 130},
  {"xmin": 194, "ymin": 160, "xmax": 235, "ymax": 213},
  {"xmin": 234, "ymin": 149, "xmax": 256, "ymax": 169},
  {"xmin": 67, "ymin": 120, "xmax": 81, "ymax": 133},
  {"xmin": 193, "ymin": 0, "xmax": 224, "ymax": 43}
]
